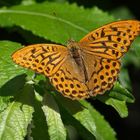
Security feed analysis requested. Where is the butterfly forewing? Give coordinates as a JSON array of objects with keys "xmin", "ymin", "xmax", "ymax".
[
  {"xmin": 80, "ymin": 20, "xmax": 140, "ymax": 59},
  {"xmin": 12, "ymin": 44, "xmax": 68, "ymax": 77}
]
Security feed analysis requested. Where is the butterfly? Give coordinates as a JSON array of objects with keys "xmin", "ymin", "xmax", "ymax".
[{"xmin": 12, "ymin": 20, "xmax": 140, "ymax": 100}]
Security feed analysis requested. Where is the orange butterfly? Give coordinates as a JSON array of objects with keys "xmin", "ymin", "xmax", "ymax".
[{"xmin": 12, "ymin": 20, "xmax": 140, "ymax": 100}]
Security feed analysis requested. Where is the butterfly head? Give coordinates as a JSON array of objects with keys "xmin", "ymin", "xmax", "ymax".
[{"xmin": 67, "ymin": 39, "xmax": 80, "ymax": 50}]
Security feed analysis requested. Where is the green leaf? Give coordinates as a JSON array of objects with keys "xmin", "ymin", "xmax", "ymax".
[
  {"xmin": 0, "ymin": 41, "xmax": 28, "ymax": 87},
  {"xmin": 0, "ymin": 74, "xmax": 26, "ymax": 113},
  {"xmin": 0, "ymin": 2, "xmax": 114, "ymax": 44},
  {"xmin": 122, "ymin": 37, "xmax": 140, "ymax": 68},
  {"xmin": 97, "ymin": 99, "xmax": 127, "ymax": 118},
  {"xmin": 97, "ymin": 82, "xmax": 134, "ymax": 117},
  {"xmin": 109, "ymin": 82, "xmax": 134, "ymax": 103},
  {"xmin": 111, "ymin": 6, "xmax": 134, "ymax": 19},
  {"xmin": 31, "ymin": 98, "xmax": 49, "ymax": 140},
  {"xmin": 55, "ymin": 95, "xmax": 116, "ymax": 140},
  {"xmin": 106, "ymin": 98, "xmax": 128, "ymax": 118},
  {"xmin": 62, "ymin": 109, "xmax": 96, "ymax": 140},
  {"xmin": 98, "ymin": 94, "xmax": 128, "ymax": 118},
  {"xmin": 0, "ymin": 84, "xmax": 34, "ymax": 140},
  {"xmin": 119, "ymin": 68, "xmax": 132, "ymax": 91},
  {"xmin": 0, "ymin": 96, "xmax": 12, "ymax": 113},
  {"xmin": 0, "ymin": 74, "xmax": 26, "ymax": 96},
  {"xmin": 55, "ymin": 96, "xmax": 96, "ymax": 140},
  {"xmin": 42, "ymin": 93, "xmax": 67, "ymax": 140},
  {"xmin": 21, "ymin": 0, "xmax": 36, "ymax": 5},
  {"xmin": 79, "ymin": 100, "xmax": 117, "ymax": 140},
  {"xmin": 97, "ymin": 82, "xmax": 134, "ymax": 103},
  {"xmin": 74, "ymin": 109, "xmax": 97, "ymax": 137}
]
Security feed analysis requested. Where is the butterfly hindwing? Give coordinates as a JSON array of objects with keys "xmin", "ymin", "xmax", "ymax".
[{"xmin": 81, "ymin": 51, "xmax": 121, "ymax": 96}]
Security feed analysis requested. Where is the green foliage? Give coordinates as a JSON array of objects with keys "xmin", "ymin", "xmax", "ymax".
[
  {"xmin": 97, "ymin": 82, "xmax": 134, "ymax": 118},
  {"xmin": 42, "ymin": 93, "xmax": 67, "ymax": 140},
  {"xmin": 55, "ymin": 95, "xmax": 116, "ymax": 140},
  {"xmin": 0, "ymin": 2, "xmax": 114, "ymax": 44},
  {"xmin": 0, "ymin": 1, "xmax": 139, "ymax": 140},
  {"xmin": 0, "ymin": 41, "xmax": 28, "ymax": 87},
  {"xmin": 0, "ymin": 83, "xmax": 34, "ymax": 140}
]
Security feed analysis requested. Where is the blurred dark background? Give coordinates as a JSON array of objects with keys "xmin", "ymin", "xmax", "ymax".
[{"xmin": 0, "ymin": 0, "xmax": 140, "ymax": 140}]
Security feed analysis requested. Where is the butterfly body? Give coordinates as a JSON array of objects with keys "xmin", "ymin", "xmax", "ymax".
[
  {"xmin": 12, "ymin": 20, "xmax": 140, "ymax": 100},
  {"xmin": 68, "ymin": 40, "xmax": 89, "ymax": 83}
]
